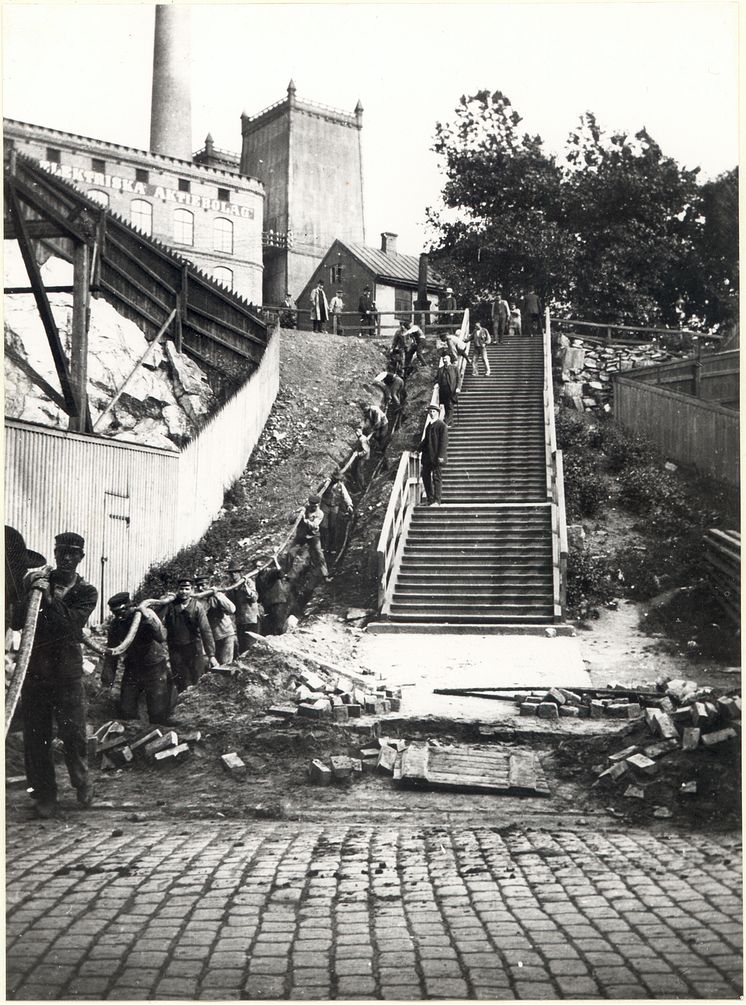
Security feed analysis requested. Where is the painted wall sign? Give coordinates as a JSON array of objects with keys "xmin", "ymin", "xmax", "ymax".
[{"xmin": 39, "ymin": 161, "xmax": 255, "ymax": 219}]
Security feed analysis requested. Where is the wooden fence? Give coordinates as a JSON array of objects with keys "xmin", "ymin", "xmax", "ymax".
[
  {"xmin": 613, "ymin": 377, "xmax": 739, "ymax": 489},
  {"xmin": 619, "ymin": 348, "xmax": 739, "ymax": 409},
  {"xmin": 264, "ymin": 307, "xmax": 467, "ymax": 338}
]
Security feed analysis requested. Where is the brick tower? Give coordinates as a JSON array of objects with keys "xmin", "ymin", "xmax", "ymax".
[{"xmin": 240, "ymin": 81, "xmax": 365, "ymax": 305}]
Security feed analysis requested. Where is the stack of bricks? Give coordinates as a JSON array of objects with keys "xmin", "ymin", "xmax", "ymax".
[
  {"xmin": 591, "ymin": 678, "xmax": 740, "ymax": 803},
  {"xmin": 87, "ymin": 720, "xmax": 203, "ymax": 770},
  {"xmin": 266, "ymin": 668, "xmax": 402, "ymax": 727},
  {"xmin": 308, "ymin": 737, "xmax": 406, "ymax": 786},
  {"xmin": 518, "ymin": 687, "xmax": 644, "ymax": 721}
]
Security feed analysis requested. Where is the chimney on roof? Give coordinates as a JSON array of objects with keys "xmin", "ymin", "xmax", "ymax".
[
  {"xmin": 381, "ymin": 232, "xmax": 398, "ymax": 255},
  {"xmin": 150, "ymin": 5, "xmax": 193, "ymax": 161}
]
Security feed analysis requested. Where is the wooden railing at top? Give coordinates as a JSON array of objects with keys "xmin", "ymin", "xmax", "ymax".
[
  {"xmin": 544, "ymin": 309, "xmax": 568, "ymax": 621},
  {"xmin": 550, "ymin": 316, "xmax": 723, "ymax": 345},
  {"xmin": 375, "ymin": 311, "xmax": 470, "ymax": 614},
  {"xmin": 264, "ymin": 307, "xmax": 468, "ymax": 337}
]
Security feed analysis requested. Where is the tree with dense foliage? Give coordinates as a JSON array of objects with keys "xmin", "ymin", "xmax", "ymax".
[{"xmin": 427, "ymin": 91, "xmax": 738, "ymax": 331}]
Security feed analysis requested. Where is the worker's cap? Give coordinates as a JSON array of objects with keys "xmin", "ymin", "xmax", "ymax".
[
  {"xmin": 446, "ymin": 287, "xmax": 453, "ymax": 294},
  {"xmin": 226, "ymin": 558, "xmax": 244, "ymax": 572},
  {"xmin": 55, "ymin": 531, "xmax": 85, "ymax": 551},
  {"xmin": 363, "ymin": 285, "xmax": 370, "ymax": 290},
  {"xmin": 177, "ymin": 576, "xmax": 193, "ymax": 586},
  {"xmin": 308, "ymin": 494, "xmax": 321, "ymax": 505},
  {"xmin": 427, "ymin": 404, "xmax": 440, "ymax": 414},
  {"xmin": 108, "ymin": 591, "xmax": 130, "ymax": 609},
  {"xmin": 193, "ymin": 572, "xmax": 208, "ymax": 583}
]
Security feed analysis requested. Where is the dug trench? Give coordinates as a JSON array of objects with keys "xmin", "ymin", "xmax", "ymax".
[{"xmin": 5, "ymin": 329, "xmax": 740, "ymax": 838}]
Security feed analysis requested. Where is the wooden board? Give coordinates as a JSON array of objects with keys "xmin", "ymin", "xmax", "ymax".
[{"xmin": 396, "ymin": 744, "xmax": 550, "ymax": 797}]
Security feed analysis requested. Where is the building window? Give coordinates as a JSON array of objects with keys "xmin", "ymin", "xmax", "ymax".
[
  {"xmin": 46, "ymin": 147, "xmax": 61, "ymax": 163},
  {"xmin": 131, "ymin": 199, "xmax": 153, "ymax": 235},
  {"xmin": 217, "ymin": 187, "xmax": 230, "ymax": 202},
  {"xmin": 213, "ymin": 266, "xmax": 233, "ymax": 290},
  {"xmin": 330, "ymin": 264, "xmax": 344, "ymax": 285},
  {"xmin": 213, "ymin": 217, "xmax": 233, "ymax": 254},
  {"xmin": 135, "ymin": 168, "xmax": 149, "ymax": 184},
  {"xmin": 178, "ymin": 178, "xmax": 191, "ymax": 193},
  {"xmin": 88, "ymin": 190, "xmax": 110, "ymax": 208},
  {"xmin": 173, "ymin": 208, "xmax": 194, "ymax": 246},
  {"xmin": 394, "ymin": 287, "xmax": 413, "ymax": 316},
  {"xmin": 91, "ymin": 158, "xmax": 106, "ymax": 174}
]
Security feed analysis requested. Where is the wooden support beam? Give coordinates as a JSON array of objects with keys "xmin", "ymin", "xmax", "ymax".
[
  {"xmin": 4, "ymin": 285, "xmax": 74, "ymax": 295},
  {"xmin": 4, "ymin": 343, "xmax": 68, "ymax": 411},
  {"xmin": 70, "ymin": 242, "xmax": 92, "ymax": 433},
  {"xmin": 93, "ymin": 309, "xmax": 176, "ymax": 432},
  {"xmin": 6, "ymin": 180, "xmax": 79, "ymax": 418},
  {"xmin": 4, "ymin": 219, "xmax": 69, "ymax": 240}
]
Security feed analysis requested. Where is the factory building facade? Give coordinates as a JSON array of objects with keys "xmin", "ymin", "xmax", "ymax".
[{"xmin": 4, "ymin": 119, "xmax": 265, "ymax": 304}]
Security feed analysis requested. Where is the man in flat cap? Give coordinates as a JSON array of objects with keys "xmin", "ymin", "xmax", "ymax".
[
  {"xmin": 358, "ymin": 285, "xmax": 376, "ymax": 337},
  {"xmin": 419, "ymin": 404, "xmax": 448, "ymax": 506},
  {"xmin": 193, "ymin": 572, "xmax": 237, "ymax": 666},
  {"xmin": 285, "ymin": 494, "xmax": 332, "ymax": 581},
  {"xmin": 224, "ymin": 559, "xmax": 260, "ymax": 654},
  {"xmin": 323, "ymin": 469, "xmax": 354, "ymax": 557},
  {"xmin": 101, "ymin": 592, "xmax": 173, "ymax": 724},
  {"xmin": 158, "ymin": 577, "xmax": 217, "ymax": 692},
  {"xmin": 20, "ymin": 532, "xmax": 98, "ymax": 818}
]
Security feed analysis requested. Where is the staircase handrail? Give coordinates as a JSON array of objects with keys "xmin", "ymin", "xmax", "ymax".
[
  {"xmin": 376, "ymin": 450, "xmax": 420, "ymax": 612},
  {"xmin": 544, "ymin": 309, "xmax": 567, "ymax": 620}
]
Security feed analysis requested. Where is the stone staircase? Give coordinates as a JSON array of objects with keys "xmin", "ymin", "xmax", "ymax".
[{"xmin": 387, "ymin": 336, "xmax": 556, "ymax": 626}]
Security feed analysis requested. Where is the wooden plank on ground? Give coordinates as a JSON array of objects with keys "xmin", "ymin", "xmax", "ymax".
[{"xmin": 395, "ymin": 745, "xmax": 549, "ymax": 796}]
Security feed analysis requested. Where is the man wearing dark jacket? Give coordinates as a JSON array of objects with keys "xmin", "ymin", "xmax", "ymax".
[
  {"xmin": 102, "ymin": 592, "xmax": 173, "ymax": 723},
  {"xmin": 437, "ymin": 352, "xmax": 460, "ymax": 424},
  {"xmin": 419, "ymin": 404, "xmax": 448, "ymax": 506},
  {"xmin": 257, "ymin": 557, "xmax": 290, "ymax": 635},
  {"xmin": 159, "ymin": 577, "xmax": 217, "ymax": 692},
  {"xmin": 358, "ymin": 286, "xmax": 376, "ymax": 336},
  {"xmin": 20, "ymin": 531, "xmax": 98, "ymax": 818}
]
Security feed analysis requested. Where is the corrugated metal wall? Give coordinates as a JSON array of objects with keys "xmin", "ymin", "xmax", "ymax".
[
  {"xmin": 5, "ymin": 422, "xmax": 180, "ymax": 623},
  {"xmin": 5, "ymin": 330, "xmax": 280, "ymax": 624},
  {"xmin": 613, "ymin": 378, "xmax": 740, "ymax": 489}
]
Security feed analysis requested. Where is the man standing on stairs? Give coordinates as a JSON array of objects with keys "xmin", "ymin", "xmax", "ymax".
[
  {"xmin": 437, "ymin": 350, "xmax": 460, "ymax": 424},
  {"xmin": 522, "ymin": 288, "xmax": 542, "ymax": 337},
  {"xmin": 491, "ymin": 292, "xmax": 510, "ymax": 343},
  {"xmin": 419, "ymin": 403, "xmax": 448, "ymax": 506},
  {"xmin": 465, "ymin": 322, "xmax": 492, "ymax": 376}
]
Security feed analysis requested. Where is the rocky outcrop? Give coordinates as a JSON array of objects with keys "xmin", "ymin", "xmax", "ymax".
[
  {"xmin": 557, "ymin": 335, "xmax": 679, "ymax": 413},
  {"xmin": 4, "ymin": 246, "xmax": 215, "ymax": 449}
]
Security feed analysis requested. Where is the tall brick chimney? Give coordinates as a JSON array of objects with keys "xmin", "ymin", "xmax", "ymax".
[
  {"xmin": 149, "ymin": 5, "xmax": 192, "ymax": 161},
  {"xmin": 381, "ymin": 232, "xmax": 398, "ymax": 255}
]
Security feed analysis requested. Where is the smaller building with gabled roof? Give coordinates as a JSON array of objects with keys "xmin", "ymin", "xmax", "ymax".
[{"xmin": 295, "ymin": 232, "xmax": 449, "ymax": 332}]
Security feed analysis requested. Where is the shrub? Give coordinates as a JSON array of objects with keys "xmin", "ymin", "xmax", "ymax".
[
  {"xmin": 555, "ymin": 406, "xmax": 597, "ymax": 452},
  {"xmin": 223, "ymin": 478, "xmax": 246, "ymax": 508},
  {"xmin": 618, "ymin": 465, "xmax": 679, "ymax": 514},
  {"xmin": 598, "ymin": 424, "xmax": 654, "ymax": 473},
  {"xmin": 563, "ymin": 452, "xmax": 608, "ymax": 519},
  {"xmin": 566, "ymin": 550, "xmax": 615, "ymax": 609}
]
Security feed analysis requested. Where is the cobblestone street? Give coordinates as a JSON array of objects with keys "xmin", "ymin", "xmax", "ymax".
[{"xmin": 6, "ymin": 818, "xmax": 742, "ymax": 1000}]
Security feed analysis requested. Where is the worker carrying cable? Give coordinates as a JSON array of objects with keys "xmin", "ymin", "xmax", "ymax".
[
  {"xmin": 17, "ymin": 532, "xmax": 98, "ymax": 819},
  {"xmin": 100, "ymin": 592, "xmax": 175, "ymax": 725}
]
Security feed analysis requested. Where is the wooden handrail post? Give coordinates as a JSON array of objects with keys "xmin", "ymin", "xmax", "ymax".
[{"xmin": 70, "ymin": 241, "xmax": 92, "ymax": 433}]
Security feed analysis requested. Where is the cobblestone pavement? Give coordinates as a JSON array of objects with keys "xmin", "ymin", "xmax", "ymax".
[{"xmin": 6, "ymin": 819, "xmax": 742, "ymax": 1000}]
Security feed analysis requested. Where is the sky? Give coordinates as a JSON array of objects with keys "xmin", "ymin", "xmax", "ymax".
[{"xmin": 3, "ymin": 2, "xmax": 739, "ymax": 256}]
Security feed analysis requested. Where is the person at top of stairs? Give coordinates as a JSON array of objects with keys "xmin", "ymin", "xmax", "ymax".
[
  {"xmin": 418, "ymin": 403, "xmax": 448, "ymax": 507},
  {"xmin": 464, "ymin": 322, "xmax": 492, "ymax": 376}
]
